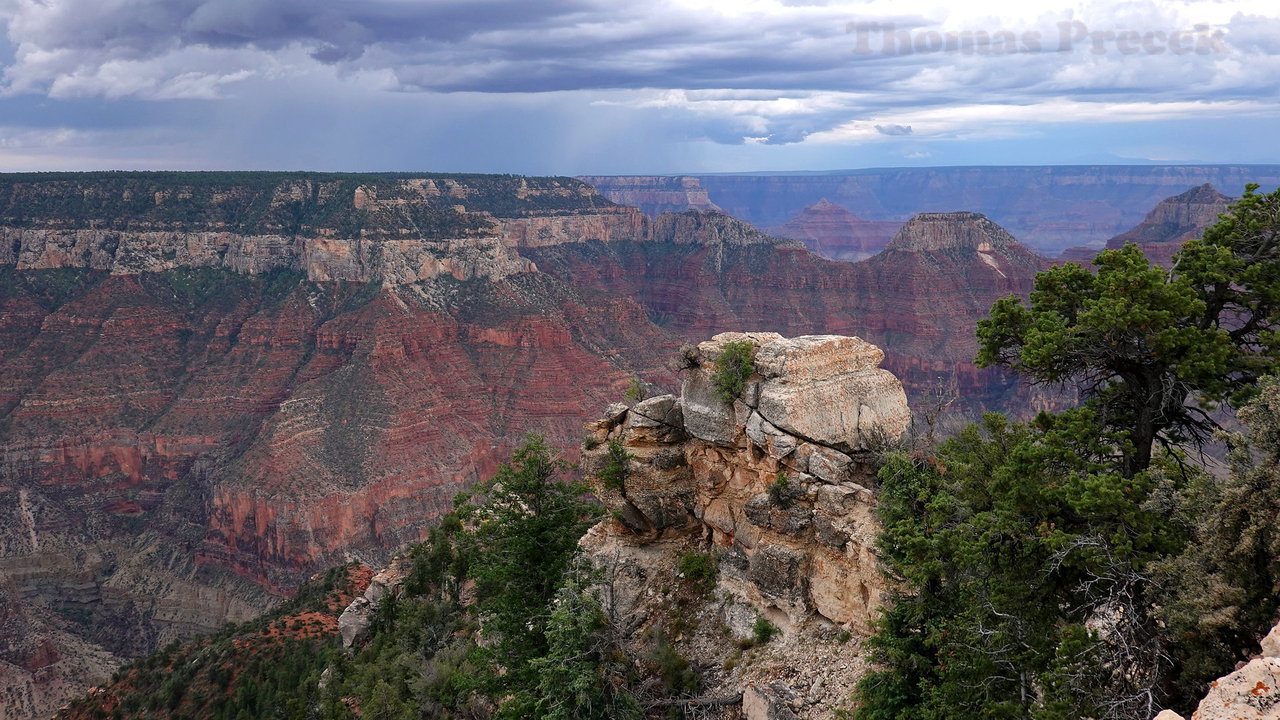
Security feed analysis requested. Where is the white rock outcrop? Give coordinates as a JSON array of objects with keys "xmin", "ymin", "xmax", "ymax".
[{"xmin": 583, "ymin": 332, "xmax": 910, "ymax": 633}]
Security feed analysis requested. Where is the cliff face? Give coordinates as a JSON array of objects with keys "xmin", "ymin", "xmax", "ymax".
[
  {"xmin": 574, "ymin": 332, "xmax": 909, "ymax": 718},
  {"xmin": 583, "ymin": 166, "xmax": 1280, "ymax": 254},
  {"xmin": 0, "ymin": 173, "xmax": 645, "ymax": 283},
  {"xmin": 768, "ymin": 200, "xmax": 900, "ymax": 262}
]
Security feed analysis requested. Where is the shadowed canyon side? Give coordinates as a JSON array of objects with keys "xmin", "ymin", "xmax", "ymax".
[
  {"xmin": 0, "ymin": 173, "xmax": 678, "ymax": 719},
  {"xmin": 582, "ymin": 166, "xmax": 1280, "ymax": 255},
  {"xmin": 767, "ymin": 199, "xmax": 901, "ymax": 262},
  {"xmin": 524, "ymin": 209, "xmax": 1051, "ymax": 418}
]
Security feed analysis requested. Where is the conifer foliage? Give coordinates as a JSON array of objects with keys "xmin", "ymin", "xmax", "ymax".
[{"xmin": 977, "ymin": 185, "xmax": 1280, "ymax": 476}]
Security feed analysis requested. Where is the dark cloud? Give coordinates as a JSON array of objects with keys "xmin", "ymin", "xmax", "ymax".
[{"xmin": 1, "ymin": 0, "xmax": 1279, "ymax": 164}]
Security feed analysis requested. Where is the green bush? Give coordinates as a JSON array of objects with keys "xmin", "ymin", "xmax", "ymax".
[
  {"xmin": 751, "ymin": 616, "xmax": 780, "ymax": 646},
  {"xmin": 597, "ymin": 438, "xmax": 631, "ymax": 491},
  {"xmin": 766, "ymin": 472, "xmax": 795, "ymax": 508},
  {"xmin": 712, "ymin": 341, "xmax": 755, "ymax": 403},
  {"xmin": 625, "ymin": 377, "xmax": 645, "ymax": 403},
  {"xmin": 651, "ymin": 632, "xmax": 701, "ymax": 696},
  {"xmin": 676, "ymin": 551, "xmax": 719, "ymax": 592}
]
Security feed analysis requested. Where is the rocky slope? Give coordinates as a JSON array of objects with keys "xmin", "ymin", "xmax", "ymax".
[
  {"xmin": 583, "ymin": 166, "xmax": 1280, "ymax": 255},
  {"xmin": 767, "ymin": 200, "xmax": 900, "ymax": 262}
]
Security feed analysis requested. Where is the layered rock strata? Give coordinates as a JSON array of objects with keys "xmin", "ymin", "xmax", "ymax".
[{"xmin": 582, "ymin": 332, "xmax": 909, "ymax": 632}]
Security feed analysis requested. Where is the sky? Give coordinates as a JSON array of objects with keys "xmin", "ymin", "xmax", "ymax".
[{"xmin": 1, "ymin": 0, "xmax": 1278, "ymax": 174}]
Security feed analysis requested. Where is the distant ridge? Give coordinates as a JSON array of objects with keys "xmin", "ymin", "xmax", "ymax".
[
  {"xmin": 581, "ymin": 165, "xmax": 1280, "ymax": 254},
  {"xmin": 1106, "ymin": 183, "xmax": 1232, "ymax": 249}
]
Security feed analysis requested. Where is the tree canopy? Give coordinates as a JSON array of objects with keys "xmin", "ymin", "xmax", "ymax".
[{"xmin": 977, "ymin": 184, "xmax": 1280, "ymax": 475}]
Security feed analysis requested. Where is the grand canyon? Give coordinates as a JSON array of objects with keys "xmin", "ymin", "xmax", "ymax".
[{"xmin": 1, "ymin": 168, "xmax": 1277, "ymax": 719}]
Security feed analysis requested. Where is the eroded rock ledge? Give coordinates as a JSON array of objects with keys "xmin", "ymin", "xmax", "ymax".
[{"xmin": 582, "ymin": 332, "xmax": 910, "ymax": 634}]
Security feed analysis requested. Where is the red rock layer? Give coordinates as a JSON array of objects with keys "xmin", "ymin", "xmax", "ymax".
[{"xmin": 0, "ymin": 268, "xmax": 675, "ymax": 628}]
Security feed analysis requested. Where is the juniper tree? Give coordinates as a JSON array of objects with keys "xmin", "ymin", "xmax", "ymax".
[{"xmin": 977, "ymin": 185, "xmax": 1280, "ymax": 476}]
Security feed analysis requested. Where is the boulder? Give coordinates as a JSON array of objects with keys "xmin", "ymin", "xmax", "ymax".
[
  {"xmin": 753, "ymin": 335, "xmax": 910, "ymax": 452},
  {"xmin": 746, "ymin": 411, "xmax": 798, "ymax": 459},
  {"xmin": 744, "ymin": 683, "xmax": 801, "ymax": 720},
  {"xmin": 629, "ymin": 394, "xmax": 683, "ymax": 428},
  {"xmin": 754, "ymin": 334, "xmax": 884, "ymax": 379}
]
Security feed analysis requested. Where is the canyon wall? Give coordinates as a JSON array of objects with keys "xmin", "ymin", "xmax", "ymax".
[{"xmin": 0, "ymin": 173, "xmax": 677, "ymax": 718}]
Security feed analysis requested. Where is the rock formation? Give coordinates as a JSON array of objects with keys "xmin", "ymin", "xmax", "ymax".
[
  {"xmin": 1104, "ymin": 183, "xmax": 1233, "ymax": 267},
  {"xmin": 572, "ymin": 332, "xmax": 909, "ymax": 718},
  {"xmin": 768, "ymin": 200, "xmax": 900, "ymax": 262},
  {"xmin": 583, "ymin": 166, "xmax": 1280, "ymax": 255},
  {"xmin": 583, "ymin": 332, "xmax": 908, "ymax": 630},
  {"xmin": 1056, "ymin": 184, "xmax": 1233, "ymax": 267}
]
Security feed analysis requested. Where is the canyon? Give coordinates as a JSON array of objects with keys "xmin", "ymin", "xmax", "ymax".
[
  {"xmin": 0, "ymin": 170, "xmax": 1235, "ymax": 718},
  {"xmin": 581, "ymin": 165, "xmax": 1280, "ymax": 255}
]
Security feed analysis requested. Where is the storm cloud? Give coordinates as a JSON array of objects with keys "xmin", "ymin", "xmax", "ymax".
[{"xmin": 0, "ymin": 0, "xmax": 1278, "ymax": 170}]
